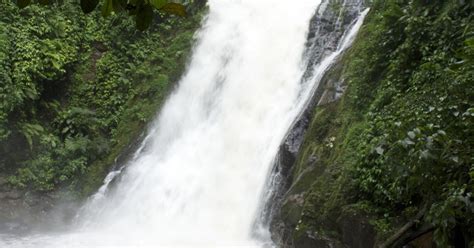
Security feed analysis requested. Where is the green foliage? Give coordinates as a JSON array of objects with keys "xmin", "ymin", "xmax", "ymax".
[
  {"xmin": 345, "ymin": 1, "xmax": 473, "ymax": 245},
  {"xmin": 0, "ymin": 0, "xmax": 204, "ymax": 192},
  {"xmin": 291, "ymin": 0, "xmax": 473, "ymax": 246},
  {"xmin": 19, "ymin": 123, "xmax": 45, "ymax": 149},
  {"xmin": 13, "ymin": 0, "xmax": 188, "ymax": 30},
  {"xmin": 9, "ymin": 136, "xmax": 92, "ymax": 191}
]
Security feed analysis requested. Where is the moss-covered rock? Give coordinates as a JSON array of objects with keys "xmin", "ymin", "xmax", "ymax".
[{"xmin": 271, "ymin": 0, "xmax": 473, "ymax": 247}]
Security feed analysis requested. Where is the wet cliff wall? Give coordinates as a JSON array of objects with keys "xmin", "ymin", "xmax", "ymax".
[{"xmin": 269, "ymin": 1, "xmax": 473, "ymax": 247}]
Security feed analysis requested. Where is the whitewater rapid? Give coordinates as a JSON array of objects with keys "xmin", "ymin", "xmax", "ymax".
[{"xmin": 0, "ymin": 0, "xmax": 368, "ymax": 247}]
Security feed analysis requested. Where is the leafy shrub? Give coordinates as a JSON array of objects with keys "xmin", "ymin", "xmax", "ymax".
[
  {"xmin": 343, "ymin": 0, "xmax": 474, "ymax": 245},
  {"xmin": 1, "ymin": 0, "xmax": 204, "ymax": 193}
]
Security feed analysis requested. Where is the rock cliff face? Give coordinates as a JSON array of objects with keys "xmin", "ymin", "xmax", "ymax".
[
  {"xmin": 267, "ymin": 0, "xmax": 474, "ymax": 247},
  {"xmin": 0, "ymin": 174, "xmax": 56, "ymax": 233},
  {"xmin": 264, "ymin": 0, "xmax": 371, "ymax": 247}
]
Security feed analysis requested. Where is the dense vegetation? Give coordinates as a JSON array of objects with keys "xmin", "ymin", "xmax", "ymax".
[
  {"xmin": 0, "ymin": 0, "xmax": 204, "ymax": 195},
  {"xmin": 284, "ymin": 0, "xmax": 473, "ymax": 246},
  {"xmin": 15, "ymin": 0, "xmax": 189, "ymax": 31}
]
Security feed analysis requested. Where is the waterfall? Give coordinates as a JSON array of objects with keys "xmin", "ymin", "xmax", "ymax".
[{"xmin": 0, "ymin": 0, "xmax": 368, "ymax": 247}]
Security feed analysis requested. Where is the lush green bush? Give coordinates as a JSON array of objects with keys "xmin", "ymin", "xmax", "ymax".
[
  {"xmin": 0, "ymin": 0, "xmax": 203, "ymax": 193},
  {"xmin": 346, "ymin": 1, "xmax": 473, "ymax": 244},
  {"xmin": 291, "ymin": 0, "xmax": 473, "ymax": 246}
]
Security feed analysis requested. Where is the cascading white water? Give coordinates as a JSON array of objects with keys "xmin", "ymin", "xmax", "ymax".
[{"xmin": 0, "ymin": 0, "xmax": 368, "ymax": 247}]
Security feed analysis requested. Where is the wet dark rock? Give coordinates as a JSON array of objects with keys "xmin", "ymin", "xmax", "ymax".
[
  {"xmin": 293, "ymin": 232, "xmax": 336, "ymax": 248},
  {"xmin": 302, "ymin": 0, "xmax": 365, "ymax": 82},
  {"xmin": 0, "ymin": 173, "xmax": 70, "ymax": 234},
  {"xmin": 263, "ymin": 0, "xmax": 371, "ymax": 247},
  {"xmin": 1, "ymin": 190, "xmax": 22, "ymax": 200},
  {"xmin": 338, "ymin": 211, "xmax": 376, "ymax": 248},
  {"xmin": 0, "ymin": 219, "xmax": 30, "ymax": 233}
]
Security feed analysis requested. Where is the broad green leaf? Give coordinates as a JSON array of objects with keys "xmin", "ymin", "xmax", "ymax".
[
  {"xmin": 150, "ymin": 0, "xmax": 166, "ymax": 9},
  {"xmin": 29, "ymin": 124, "xmax": 44, "ymax": 132},
  {"xmin": 375, "ymin": 146, "xmax": 384, "ymax": 155},
  {"xmin": 80, "ymin": 0, "xmax": 99, "ymax": 13},
  {"xmin": 160, "ymin": 3, "xmax": 186, "ymax": 17},
  {"xmin": 136, "ymin": 4, "xmax": 153, "ymax": 31},
  {"xmin": 24, "ymin": 87, "xmax": 37, "ymax": 100},
  {"xmin": 102, "ymin": 0, "xmax": 114, "ymax": 17},
  {"xmin": 25, "ymin": 133, "xmax": 33, "ymax": 149},
  {"xmin": 408, "ymin": 131, "xmax": 415, "ymax": 139},
  {"xmin": 16, "ymin": 0, "xmax": 31, "ymax": 9}
]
